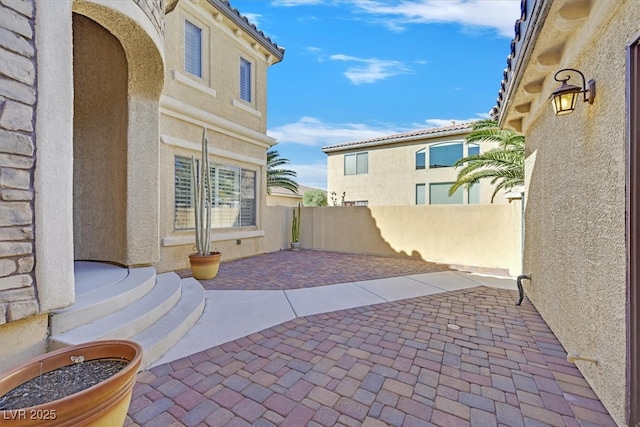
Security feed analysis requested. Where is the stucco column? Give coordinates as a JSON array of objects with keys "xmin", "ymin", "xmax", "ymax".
[{"xmin": 34, "ymin": 0, "xmax": 75, "ymax": 311}]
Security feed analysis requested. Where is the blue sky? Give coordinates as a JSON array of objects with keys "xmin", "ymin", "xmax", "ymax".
[{"xmin": 230, "ymin": 0, "xmax": 522, "ymax": 189}]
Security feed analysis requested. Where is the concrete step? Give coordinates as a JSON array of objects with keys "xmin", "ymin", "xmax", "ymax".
[
  {"xmin": 50, "ymin": 265, "xmax": 156, "ymax": 335},
  {"xmin": 133, "ymin": 277, "xmax": 206, "ymax": 369},
  {"xmin": 50, "ymin": 272, "xmax": 182, "ymax": 350}
]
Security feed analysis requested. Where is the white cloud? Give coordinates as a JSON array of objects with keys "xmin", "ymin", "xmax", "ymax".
[
  {"xmin": 290, "ymin": 163, "xmax": 328, "ymax": 190},
  {"xmin": 350, "ymin": 0, "xmax": 520, "ymax": 37},
  {"xmin": 268, "ymin": 117, "xmax": 402, "ymax": 146},
  {"xmin": 329, "ymin": 54, "xmax": 412, "ymax": 84}
]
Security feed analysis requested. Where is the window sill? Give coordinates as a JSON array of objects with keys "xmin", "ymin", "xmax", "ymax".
[
  {"xmin": 232, "ymin": 99, "xmax": 262, "ymax": 118},
  {"xmin": 173, "ymin": 70, "xmax": 217, "ymax": 97},
  {"xmin": 162, "ymin": 229, "xmax": 265, "ymax": 247}
]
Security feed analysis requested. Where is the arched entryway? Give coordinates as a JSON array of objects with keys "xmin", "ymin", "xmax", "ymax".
[
  {"xmin": 69, "ymin": 2, "xmax": 165, "ymax": 267},
  {"xmin": 72, "ymin": 13, "xmax": 128, "ymax": 264}
]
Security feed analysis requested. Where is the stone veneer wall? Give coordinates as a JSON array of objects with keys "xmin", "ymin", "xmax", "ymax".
[{"xmin": 0, "ymin": 0, "xmax": 37, "ymax": 324}]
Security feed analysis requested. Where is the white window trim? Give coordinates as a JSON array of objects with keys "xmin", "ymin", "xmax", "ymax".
[{"xmin": 173, "ymin": 70, "xmax": 216, "ymax": 97}]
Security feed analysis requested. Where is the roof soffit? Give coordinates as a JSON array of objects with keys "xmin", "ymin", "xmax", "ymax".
[
  {"xmin": 183, "ymin": 0, "xmax": 285, "ymax": 64},
  {"xmin": 495, "ymin": 0, "xmax": 597, "ymax": 133}
]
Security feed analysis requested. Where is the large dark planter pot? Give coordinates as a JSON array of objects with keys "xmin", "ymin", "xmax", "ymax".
[
  {"xmin": 189, "ymin": 251, "xmax": 221, "ymax": 280},
  {"xmin": 0, "ymin": 340, "xmax": 142, "ymax": 426}
]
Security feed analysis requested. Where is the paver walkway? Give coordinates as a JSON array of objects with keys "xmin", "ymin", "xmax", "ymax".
[{"xmin": 126, "ymin": 284, "xmax": 615, "ymax": 426}]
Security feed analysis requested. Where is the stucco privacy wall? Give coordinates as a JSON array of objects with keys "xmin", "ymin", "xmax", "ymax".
[
  {"xmin": 264, "ymin": 205, "xmax": 522, "ymax": 275},
  {"xmin": 498, "ymin": 1, "xmax": 639, "ymax": 424}
]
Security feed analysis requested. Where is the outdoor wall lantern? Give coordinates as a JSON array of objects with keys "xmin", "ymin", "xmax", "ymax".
[{"xmin": 550, "ymin": 68, "xmax": 596, "ymax": 116}]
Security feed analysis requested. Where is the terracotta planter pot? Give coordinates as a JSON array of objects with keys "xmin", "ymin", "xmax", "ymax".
[
  {"xmin": 0, "ymin": 340, "xmax": 142, "ymax": 426},
  {"xmin": 189, "ymin": 252, "xmax": 221, "ymax": 280}
]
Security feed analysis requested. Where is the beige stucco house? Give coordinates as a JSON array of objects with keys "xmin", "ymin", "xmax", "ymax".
[
  {"xmin": 0, "ymin": 0, "xmax": 283, "ymax": 370},
  {"xmin": 495, "ymin": 0, "xmax": 638, "ymax": 425},
  {"xmin": 157, "ymin": 0, "xmax": 284, "ymax": 272},
  {"xmin": 323, "ymin": 122, "xmax": 507, "ymax": 206}
]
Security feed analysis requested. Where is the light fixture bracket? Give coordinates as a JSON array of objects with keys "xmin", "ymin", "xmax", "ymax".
[
  {"xmin": 550, "ymin": 68, "xmax": 596, "ymax": 115},
  {"xmin": 553, "ymin": 68, "xmax": 595, "ymax": 104}
]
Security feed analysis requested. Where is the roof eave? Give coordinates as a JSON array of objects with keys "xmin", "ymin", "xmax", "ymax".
[
  {"xmin": 495, "ymin": 0, "xmax": 552, "ymax": 128},
  {"xmin": 208, "ymin": 0, "xmax": 285, "ymax": 62},
  {"xmin": 321, "ymin": 127, "xmax": 472, "ymax": 154}
]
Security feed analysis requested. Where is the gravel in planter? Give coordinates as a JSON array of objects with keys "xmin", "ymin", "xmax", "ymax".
[{"xmin": 0, "ymin": 359, "xmax": 128, "ymax": 410}]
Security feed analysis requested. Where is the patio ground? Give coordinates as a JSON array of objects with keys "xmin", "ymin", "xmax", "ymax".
[{"xmin": 128, "ymin": 251, "xmax": 615, "ymax": 426}]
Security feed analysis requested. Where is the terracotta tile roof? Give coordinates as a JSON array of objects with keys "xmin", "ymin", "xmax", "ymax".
[
  {"xmin": 491, "ymin": 0, "xmax": 549, "ymax": 122},
  {"xmin": 212, "ymin": 0, "xmax": 285, "ymax": 60},
  {"xmin": 322, "ymin": 121, "xmax": 475, "ymax": 153}
]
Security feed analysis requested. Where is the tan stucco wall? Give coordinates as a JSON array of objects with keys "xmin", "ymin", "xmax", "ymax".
[
  {"xmin": 501, "ymin": 1, "xmax": 639, "ymax": 424},
  {"xmin": 326, "ymin": 135, "xmax": 506, "ymax": 206},
  {"xmin": 72, "ymin": 0, "xmax": 165, "ymax": 267},
  {"xmin": 163, "ymin": 1, "xmax": 272, "ymax": 134},
  {"xmin": 33, "ymin": 0, "xmax": 75, "ymax": 315},
  {"xmin": 156, "ymin": 1, "xmax": 282, "ymax": 273},
  {"xmin": 267, "ymin": 193, "xmax": 303, "ymax": 207},
  {"xmin": 0, "ymin": 314, "xmax": 48, "ymax": 372},
  {"xmin": 73, "ymin": 14, "xmax": 128, "ymax": 263},
  {"xmin": 272, "ymin": 205, "xmax": 522, "ymax": 275}
]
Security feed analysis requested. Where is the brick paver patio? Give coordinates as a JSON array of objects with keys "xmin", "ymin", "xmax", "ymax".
[
  {"xmin": 127, "ymin": 253, "xmax": 616, "ymax": 427},
  {"xmin": 177, "ymin": 250, "xmax": 453, "ymax": 291}
]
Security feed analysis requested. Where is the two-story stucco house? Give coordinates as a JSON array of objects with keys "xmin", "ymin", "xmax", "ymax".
[
  {"xmin": 322, "ymin": 122, "xmax": 507, "ymax": 207},
  {"xmin": 0, "ymin": 0, "xmax": 284, "ymax": 370},
  {"xmin": 157, "ymin": 0, "xmax": 284, "ymax": 272},
  {"xmin": 495, "ymin": 0, "xmax": 638, "ymax": 425}
]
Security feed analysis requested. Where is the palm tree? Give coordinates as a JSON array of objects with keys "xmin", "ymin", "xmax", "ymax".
[
  {"xmin": 449, "ymin": 119, "xmax": 524, "ymax": 202},
  {"xmin": 267, "ymin": 145, "xmax": 298, "ymax": 195}
]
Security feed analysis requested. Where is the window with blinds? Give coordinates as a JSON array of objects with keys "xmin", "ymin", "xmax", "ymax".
[
  {"xmin": 185, "ymin": 20, "xmax": 202, "ymax": 77},
  {"xmin": 240, "ymin": 58, "xmax": 251, "ymax": 101},
  {"xmin": 174, "ymin": 156, "xmax": 256, "ymax": 230},
  {"xmin": 174, "ymin": 156, "xmax": 195, "ymax": 229}
]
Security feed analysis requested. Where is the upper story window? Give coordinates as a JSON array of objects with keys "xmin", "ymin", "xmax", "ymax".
[
  {"xmin": 240, "ymin": 58, "xmax": 252, "ymax": 102},
  {"xmin": 184, "ymin": 20, "xmax": 202, "ymax": 78},
  {"xmin": 416, "ymin": 149, "xmax": 425, "ymax": 170},
  {"xmin": 344, "ymin": 152, "xmax": 368, "ymax": 175},
  {"xmin": 429, "ymin": 142, "xmax": 463, "ymax": 168}
]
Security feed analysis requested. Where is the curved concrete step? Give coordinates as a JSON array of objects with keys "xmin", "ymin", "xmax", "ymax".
[
  {"xmin": 50, "ymin": 266, "xmax": 157, "ymax": 335},
  {"xmin": 134, "ymin": 277, "xmax": 205, "ymax": 369},
  {"xmin": 50, "ymin": 273, "xmax": 182, "ymax": 350},
  {"xmin": 74, "ymin": 262, "xmax": 128, "ymax": 296}
]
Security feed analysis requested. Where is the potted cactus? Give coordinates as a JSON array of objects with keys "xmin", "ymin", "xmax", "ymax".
[
  {"xmin": 188, "ymin": 128, "xmax": 221, "ymax": 279},
  {"xmin": 290, "ymin": 202, "xmax": 301, "ymax": 250}
]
